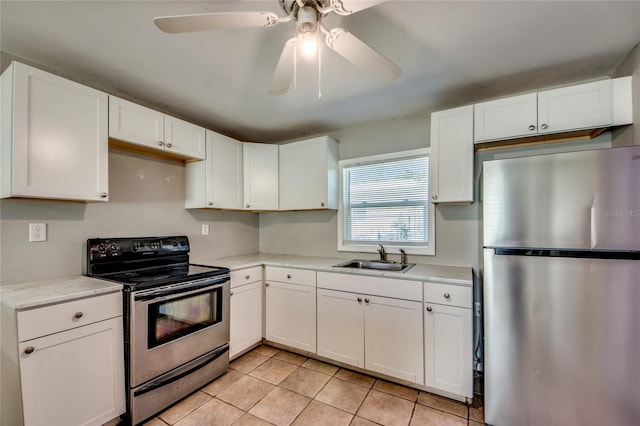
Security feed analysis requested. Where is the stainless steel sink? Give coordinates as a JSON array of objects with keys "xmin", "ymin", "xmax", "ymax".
[{"xmin": 333, "ymin": 259, "xmax": 415, "ymax": 272}]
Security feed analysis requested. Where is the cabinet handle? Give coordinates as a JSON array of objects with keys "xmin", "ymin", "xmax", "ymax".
[
  {"xmin": 364, "ymin": 298, "xmax": 370, "ymax": 304},
  {"xmin": 265, "ymin": 283, "xmax": 270, "ymax": 287},
  {"xmin": 73, "ymin": 312, "xmax": 84, "ymax": 320},
  {"xmin": 540, "ymin": 123, "xmax": 548, "ymax": 130},
  {"xmin": 166, "ymin": 143, "xmax": 173, "ymax": 148},
  {"xmin": 287, "ymin": 274, "xmax": 292, "ymax": 279},
  {"xmin": 24, "ymin": 346, "xmax": 35, "ymax": 355},
  {"xmin": 444, "ymin": 293, "xmax": 451, "ymax": 299},
  {"xmin": 245, "ymin": 275, "xmax": 250, "ymax": 280},
  {"xmin": 157, "ymin": 141, "xmax": 165, "ymax": 147},
  {"xmin": 528, "ymin": 125, "xmax": 535, "ymax": 131},
  {"xmin": 100, "ymin": 192, "xmax": 108, "ymax": 198},
  {"xmin": 432, "ymin": 195, "xmax": 438, "ymax": 201},
  {"xmin": 426, "ymin": 306, "xmax": 433, "ymax": 312},
  {"xmin": 357, "ymin": 297, "xmax": 362, "ymax": 302},
  {"xmin": 321, "ymin": 202, "xmax": 325, "ymax": 207}
]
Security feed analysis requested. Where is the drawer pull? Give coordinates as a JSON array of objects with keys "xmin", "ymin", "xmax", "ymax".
[
  {"xmin": 444, "ymin": 293, "xmax": 451, "ymax": 299},
  {"xmin": 426, "ymin": 306, "xmax": 433, "ymax": 312},
  {"xmin": 24, "ymin": 346, "xmax": 35, "ymax": 355},
  {"xmin": 245, "ymin": 275, "xmax": 250, "ymax": 280},
  {"xmin": 73, "ymin": 312, "xmax": 84, "ymax": 320},
  {"xmin": 364, "ymin": 298, "xmax": 370, "ymax": 304},
  {"xmin": 265, "ymin": 283, "xmax": 270, "ymax": 287},
  {"xmin": 230, "ymin": 291, "xmax": 234, "ymax": 296},
  {"xmin": 287, "ymin": 274, "xmax": 292, "ymax": 279},
  {"xmin": 357, "ymin": 297, "xmax": 362, "ymax": 303}
]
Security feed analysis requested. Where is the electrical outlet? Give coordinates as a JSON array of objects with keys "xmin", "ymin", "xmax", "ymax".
[
  {"xmin": 29, "ymin": 223, "xmax": 47, "ymax": 242},
  {"xmin": 474, "ymin": 302, "xmax": 482, "ymax": 317},
  {"xmin": 202, "ymin": 224, "xmax": 210, "ymax": 236}
]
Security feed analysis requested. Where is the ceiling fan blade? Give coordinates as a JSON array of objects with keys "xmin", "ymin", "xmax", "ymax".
[
  {"xmin": 269, "ymin": 38, "xmax": 297, "ymax": 95},
  {"xmin": 154, "ymin": 11, "xmax": 280, "ymax": 34},
  {"xmin": 324, "ymin": 27, "xmax": 401, "ymax": 84},
  {"xmin": 329, "ymin": 0, "xmax": 387, "ymax": 15}
]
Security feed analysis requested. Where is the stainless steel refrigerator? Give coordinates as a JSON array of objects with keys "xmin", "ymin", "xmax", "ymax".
[{"xmin": 483, "ymin": 145, "xmax": 640, "ymax": 426}]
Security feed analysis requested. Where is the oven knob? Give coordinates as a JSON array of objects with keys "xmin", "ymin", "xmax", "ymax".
[
  {"xmin": 171, "ymin": 239, "xmax": 178, "ymax": 247},
  {"xmin": 179, "ymin": 239, "xmax": 186, "ymax": 247},
  {"xmin": 98, "ymin": 243, "xmax": 107, "ymax": 252},
  {"xmin": 109, "ymin": 243, "xmax": 119, "ymax": 252}
]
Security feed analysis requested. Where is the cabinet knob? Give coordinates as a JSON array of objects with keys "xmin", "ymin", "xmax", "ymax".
[
  {"xmin": 432, "ymin": 195, "xmax": 438, "ymax": 201},
  {"xmin": 73, "ymin": 312, "xmax": 84, "ymax": 320},
  {"xmin": 166, "ymin": 143, "xmax": 173, "ymax": 148},
  {"xmin": 157, "ymin": 141, "xmax": 165, "ymax": 147},
  {"xmin": 265, "ymin": 283, "xmax": 270, "ymax": 287},
  {"xmin": 208, "ymin": 202, "xmax": 214, "ymax": 206},
  {"xmin": 528, "ymin": 125, "xmax": 536, "ymax": 131},
  {"xmin": 540, "ymin": 123, "xmax": 548, "ymax": 130},
  {"xmin": 245, "ymin": 275, "xmax": 250, "ymax": 280},
  {"xmin": 100, "ymin": 192, "xmax": 108, "ymax": 198},
  {"xmin": 357, "ymin": 297, "xmax": 363, "ymax": 302},
  {"xmin": 364, "ymin": 298, "xmax": 370, "ymax": 304},
  {"xmin": 246, "ymin": 204, "xmax": 250, "ymax": 209},
  {"xmin": 230, "ymin": 291, "xmax": 234, "ymax": 296},
  {"xmin": 24, "ymin": 346, "xmax": 35, "ymax": 355},
  {"xmin": 321, "ymin": 202, "xmax": 325, "ymax": 207},
  {"xmin": 444, "ymin": 293, "xmax": 451, "ymax": 299},
  {"xmin": 426, "ymin": 306, "xmax": 433, "ymax": 312},
  {"xmin": 287, "ymin": 274, "xmax": 292, "ymax": 279}
]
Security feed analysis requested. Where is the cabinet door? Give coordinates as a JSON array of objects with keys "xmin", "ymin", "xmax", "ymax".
[
  {"xmin": 317, "ymin": 289, "xmax": 365, "ymax": 368},
  {"xmin": 538, "ymin": 80, "xmax": 612, "ymax": 134},
  {"xmin": 243, "ymin": 142, "xmax": 279, "ymax": 210},
  {"xmin": 230, "ymin": 281, "xmax": 263, "ymax": 359},
  {"xmin": 279, "ymin": 136, "xmax": 338, "ymax": 210},
  {"xmin": 208, "ymin": 131, "xmax": 243, "ymax": 209},
  {"xmin": 109, "ymin": 95, "xmax": 164, "ymax": 150},
  {"xmin": 19, "ymin": 317, "xmax": 125, "ymax": 426},
  {"xmin": 424, "ymin": 303, "xmax": 472, "ymax": 397},
  {"xmin": 474, "ymin": 93, "xmax": 537, "ymax": 142},
  {"xmin": 430, "ymin": 106, "xmax": 474, "ymax": 204},
  {"xmin": 365, "ymin": 296, "xmax": 424, "ymax": 385},
  {"xmin": 265, "ymin": 281, "xmax": 316, "ymax": 352},
  {"xmin": 10, "ymin": 62, "xmax": 109, "ymax": 201},
  {"xmin": 164, "ymin": 115, "xmax": 206, "ymax": 160}
]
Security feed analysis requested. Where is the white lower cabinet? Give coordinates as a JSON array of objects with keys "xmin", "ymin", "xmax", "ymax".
[
  {"xmin": 1, "ymin": 291, "xmax": 125, "ymax": 426},
  {"xmin": 264, "ymin": 267, "xmax": 316, "ymax": 352},
  {"xmin": 317, "ymin": 288, "xmax": 424, "ymax": 385},
  {"xmin": 229, "ymin": 267, "xmax": 263, "ymax": 359},
  {"xmin": 423, "ymin": 282, "xmax": 473, "ymax": 399}
]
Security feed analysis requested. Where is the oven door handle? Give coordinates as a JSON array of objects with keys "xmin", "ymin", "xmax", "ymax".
[
  {"xmin": 134, "ymin": 276, "xmax": 229, "ymax": 301},
  {"xmin": 133, "ymin": 343, "xmax": 229, "ymax": 397}
]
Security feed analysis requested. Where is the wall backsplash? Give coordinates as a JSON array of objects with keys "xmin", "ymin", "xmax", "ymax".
[{"xmin": 0, "ymin": 149, "xmax": 259, "ymax": 286}]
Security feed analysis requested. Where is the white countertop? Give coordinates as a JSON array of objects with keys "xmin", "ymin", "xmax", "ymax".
[
  {"xmin": 0, "ymin": 275, "xmax": 122, "ymax": 310},
  {"xmin": 192, "ymin": 253, "xmax": 473, "ymax": 286}
]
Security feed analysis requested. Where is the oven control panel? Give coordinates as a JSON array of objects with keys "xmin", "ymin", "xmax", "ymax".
[{"xmin": 87, "ymin": 236, "xmax": 190, "ymax": 261}]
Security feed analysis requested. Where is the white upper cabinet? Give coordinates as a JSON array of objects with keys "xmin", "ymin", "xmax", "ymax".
[
  {"xmin": 279, "ymin": 136, "xmax": 339, "ymax": 210},
  {"xmin": 109, "ymin": 96, "xmax": 205, "ymax": 160},
  {"xmin": 430, "ymin": 105, "xmax": 474, "ymax": 204},
  {"xmin": 185, "ymin": 130, "xmax": 243, "ymax": 210},
  {"xmin": 0, "ymin": 62, "xmax": 109, "ymax": 202},
  {"xmin": 474, "ymin": 77, "xmax": 633, "ymax": 143},
  {"xmin": 243, "ymin": 142, "xmax": 279, "ymax": 210}
]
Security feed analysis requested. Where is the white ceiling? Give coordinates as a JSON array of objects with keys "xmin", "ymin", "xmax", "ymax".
[{"xmin": 2, "ymin": 1, "xmax": 639, "ymax": 142}]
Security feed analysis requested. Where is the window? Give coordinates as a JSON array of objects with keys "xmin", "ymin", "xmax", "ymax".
[{"xmin": 338, "ymin": 148, "xmax": 435, "ymax": 255}]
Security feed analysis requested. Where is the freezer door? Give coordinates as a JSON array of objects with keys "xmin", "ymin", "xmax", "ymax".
[
  {"xmin": 483, "ymin": 145, "xmax": 640, "ymax": 250},
  {"xmin": 483, "ymin": 249, "xmax": 640, "ymax": 426}
]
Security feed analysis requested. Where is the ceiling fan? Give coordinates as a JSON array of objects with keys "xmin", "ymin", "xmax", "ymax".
[{"xmin": 154, "ymin": 0, "xmax": 401, "ymax": 95}]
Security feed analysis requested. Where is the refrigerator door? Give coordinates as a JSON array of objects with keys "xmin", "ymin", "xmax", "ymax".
[
  {"xmin": 483, "ymin": 249, "xmax": 640, "ymax": 426},
  {"xmin": 483, "ymin": 145, "xmax": 640, "ymax": 251}
]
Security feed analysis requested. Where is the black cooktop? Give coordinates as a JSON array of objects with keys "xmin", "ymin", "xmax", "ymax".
[{"xmin": 86, "ymin": 236, "xmax": 229, "ymax": 290}]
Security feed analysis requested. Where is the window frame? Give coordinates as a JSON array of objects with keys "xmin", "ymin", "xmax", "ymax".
[{"xmin": 337, "ymin": 148, "xmax": 435, "ymax": 256}]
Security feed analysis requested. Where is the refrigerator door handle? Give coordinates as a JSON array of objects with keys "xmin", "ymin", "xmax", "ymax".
[{"xmin": 590, "ymin": 196, "xmax": 598, "ymax": 249}]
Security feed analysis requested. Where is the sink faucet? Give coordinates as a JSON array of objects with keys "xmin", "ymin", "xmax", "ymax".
[
  {"xmin": 377, "ymin": 244, "xmax": 387, "ymax": 262},
  {"xmin": 400, "ymin": 249, "xmax": 408, "ymax": 265}
]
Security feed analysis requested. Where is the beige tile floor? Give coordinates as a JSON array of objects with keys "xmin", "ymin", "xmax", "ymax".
[{"xmin": 141, "ymin": 345, "xmax": 485, "ymax": 426}]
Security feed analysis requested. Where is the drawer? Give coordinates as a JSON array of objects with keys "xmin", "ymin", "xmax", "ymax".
[
  {"xmin": 424, "ymin": 282, "xmax": 472, "ymax": 308},
  {"xmin": 265, "ymin": 266, "xmax": 316, "ymax": 287},
  {"xmin": 317, "ymin": 271, "xmax": 422, "ymax": 302},
  {"xmin": 230, "ymin": 266, "xmax": 262, "ymax": 288},
  {"xmin": 17, "ymin": 291, "xmax": 122, "ymax": 342}
]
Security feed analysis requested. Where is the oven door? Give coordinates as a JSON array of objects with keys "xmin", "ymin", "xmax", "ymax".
[{"xmin": 130, "ymin": 275, "xmax": 230, "ymax": 387}]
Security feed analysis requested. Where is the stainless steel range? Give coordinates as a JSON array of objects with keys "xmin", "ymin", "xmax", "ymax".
[{"xmin": 86, "ymin": 236, "xmax": 230, "ymax": 425}]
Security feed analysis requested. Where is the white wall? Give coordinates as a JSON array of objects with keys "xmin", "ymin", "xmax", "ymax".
[{"xmin": 0, "ymin": 149, "xmax": 259, "ymax": 286}]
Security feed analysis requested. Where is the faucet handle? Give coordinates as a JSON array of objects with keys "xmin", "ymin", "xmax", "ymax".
[
  {"xmin": 399, "ymin": 249, "xmax": 407, "ymax": 265},
  {"xmin": 377, "ymin": 244, "xmax": 387, "ymax": 261}
]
